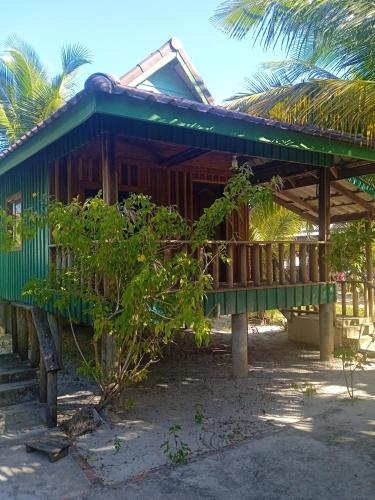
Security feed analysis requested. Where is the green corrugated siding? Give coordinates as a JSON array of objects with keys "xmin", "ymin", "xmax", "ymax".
[
  {"xmin": 0, "ymin": 162, "xmax": 49, "ymax": 303},
  {"xmin": 204, "ymin": 283, "xmax": 337, "ymax": 317}
]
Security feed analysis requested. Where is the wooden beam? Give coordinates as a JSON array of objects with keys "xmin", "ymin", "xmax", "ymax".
[
  {"xmin": 162, "ymin": 148, "xmax": 209, "ymax": 167},
  {"xmin": 276, "ymin": 191, "xmax": 319, "ymax": 217},
  {"xmin": 273, "ymin": 194, "xmax": 318, "ymax": 223},
  {"xmin": 102, "ymin": 133, "xmax": 118, "ymax": 204},
  {"xmin": 331, "ymin": 181, "xmax": 375, "ymax": 214},
  {"xmin": 319, "ymin": 167, "xmax": 330, "ymax": 281},
  {"xmin": 331, "ymin": 211, "xmax": 373, "ymax": 223}
]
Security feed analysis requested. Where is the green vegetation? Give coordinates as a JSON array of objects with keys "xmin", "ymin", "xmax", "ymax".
[
  {"xmin": 290, "ymin": 383, "xmax": 317, "ymax": 396},
  {"xmin": 334, "ymin": 344, "xmax": 372, "ymax": 399},
  {"xmin": 328, "ymin": 221, "xmax": 374, "ymax": 279},
  {"xmin": 0, "ymin": 37, "xmax": 90, "ymax": 149},
  {"xmin": 249, "ymin": 197, "xmax": 309, "ymax": 242},
  {"xmin": 214, "ymin": 1, "xmax": 375, "ymax": 144},
  {"xmin": 161, "ymin": 425, "xmax": 191, "ymax": 465},
  {"xmin": 19, "ymin": 168, "xmax": 274, "ymax": 407}
]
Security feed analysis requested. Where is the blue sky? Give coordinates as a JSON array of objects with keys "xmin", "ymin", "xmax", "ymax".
[{"xmin": 3, "ymin": 0, "xmax": 285, "ymax": 103}]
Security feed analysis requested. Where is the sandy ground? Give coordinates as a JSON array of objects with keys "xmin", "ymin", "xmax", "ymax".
[
  {"xmin": 0, "ymin": 323, "xmax": 375, "ymax": 499},
  {"xmin": 71, "ymin": 324, "xmax": 375, "ymax": 485}
]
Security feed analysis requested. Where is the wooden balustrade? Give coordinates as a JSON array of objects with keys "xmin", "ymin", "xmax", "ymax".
[
  {"xmin": 337, "ymin": 280, "xmax": 370, "ymax": 318},
  {"xmin": 50, "ymin": 240, "xmax": 328, "ymax": 291}
]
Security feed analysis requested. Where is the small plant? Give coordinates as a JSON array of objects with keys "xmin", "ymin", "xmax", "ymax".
[
  {"xmin": 334, "ymin": 345, "xmax": 371, "ymax": 399},
  {"xmin": 194, "ymin": 404, "xmax": 204, "ymax": 424},
  {"xmin": 113, "ymin": 435, "xmax": 122, "ymax": 454},
  {"xmin": 290, "ymin": 383, "xmax": 317, "ymax": 395},
  {"xmin": 161, "ymin": 425, "xmax": 191, "ymax": 465},
  {"xmin": 121, "ymin": 397, "xmax": 137, "ymax": 412}
]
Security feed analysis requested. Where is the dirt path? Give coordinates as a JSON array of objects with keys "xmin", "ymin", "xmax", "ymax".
[{"xmin": 1, "ymin": 327, "xmax": 374, "ymax": 499}]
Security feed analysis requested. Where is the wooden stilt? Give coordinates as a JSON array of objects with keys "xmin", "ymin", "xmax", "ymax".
[
  {"xmin": 365, "ymin": 221, "xmax": 374, "ymax": 320},
  {"xmin": 318, "ymin": 167, "xmax": 334, "ymax": 361},
  {"xmin": 231, "ymin": 312, "xmax": 248, "ymax": 378}
]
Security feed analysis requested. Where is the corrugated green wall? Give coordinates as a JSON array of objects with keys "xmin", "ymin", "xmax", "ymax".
[
  {"xmin": 204, "ymin": 283, "xmax": 337, "ymax": 316},
  {"xmin": 0, "ymin": 162, "xmax": 49, "ymax": 303}
]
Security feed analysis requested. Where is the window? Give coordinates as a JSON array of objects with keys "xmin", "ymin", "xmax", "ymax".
[{"xmin": 6, "ymin": 193, "xmax": 22, "ymax": 250}]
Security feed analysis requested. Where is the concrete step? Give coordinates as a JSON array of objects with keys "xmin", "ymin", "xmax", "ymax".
[
  {"xmin": 0, "ymin": 401, "xmax": 46, "ymax": 434},
  {"xmin": 0, "ymin": 334, "xmax": 12, "ymax": 354},
  {"xmin": 0, "ymin": 379, "xmax": 39, "ymax": 407},
  {"xmin": 0, "ymin": 353, "xmax": 35, "ymax": 384}
]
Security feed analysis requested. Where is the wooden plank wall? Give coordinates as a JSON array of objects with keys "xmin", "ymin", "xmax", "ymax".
[{"xmin": 49, "ymin": 135, "xmax": 249, "ymax": 240}]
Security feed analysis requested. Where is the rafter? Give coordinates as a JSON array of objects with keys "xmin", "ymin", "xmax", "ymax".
[
  {"xmin": 331, "ymin": 181, "xmax": 375, "ymax": 214},
  {"xmin": 275, "ymin": 191, "xmax": 319, "ymax": 217},
  {"xmin": 161, "ymin": 147, "xmax": 209, "ymax": 167},
  {"xmin": 331, "ymin": 212, "xmax": 373, "ymax": 223},
  {"xmin": 273, "ymin": 194, "xmax": 318, "ymax": 223}
]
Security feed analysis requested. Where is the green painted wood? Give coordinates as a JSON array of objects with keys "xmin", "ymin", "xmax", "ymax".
[
  {"xmin": 257, "ymin": 289, "xmax": 267, "ymax": 311},
  {"xmin": 0, "ymin": 162, "xmax": 49, "ymax": 303},
  {"xmin": 266, "ymin": 288, "xmax": 278, "ymax": 309},
  {"xmin": 246, "ymin": 290, "xmax": 257, "ymax": 312},
  {"xmin": 286, "ymin": 287, "xmax": 295, "ymax": 308},
  {"xmin": 205, "ymin": 283, "xmax": 336, "ymax": 316},
  {"xmin": 236, "ymin": 291, "xmax": 247, "ymax": 314},
  {"xmin": 225, "ymin": 291, "xmax": 237, "ymax": 315},
  {"xmin": 140, "ymin": 63, "xmax": 198, "ymax": 101}
]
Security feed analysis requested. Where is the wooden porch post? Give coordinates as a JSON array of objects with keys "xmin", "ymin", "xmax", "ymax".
[
  {"xmin": 365, "ymin": 221, "xmax": 374, "ymax": 320},
  {"xmin": 318, "ymin": 167, "xmax": 334, "ymax": 360},
  {"xmin": 101, "ymin": 133, "xmax": 118, "ymax": 371},
  {"xmin": 231, "ymin": 313, "xmax": 248, "ymax": 378}
]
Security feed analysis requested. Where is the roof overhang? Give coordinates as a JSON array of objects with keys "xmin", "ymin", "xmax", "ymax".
[{"xmin": 1, "ymin": 85, "xmax": 375, "ymax": 180}]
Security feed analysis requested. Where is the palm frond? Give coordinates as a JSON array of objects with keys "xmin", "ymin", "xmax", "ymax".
[
  {"xmin": 61, "ymin": 44, "xmax": 91, "ymax": 75},
  {"xmin": 249, "ymin": 199, "xmax": 306, "ymax": 241},
  {"xmin": 227, "ymin": 78, "xmax": 375, "ymax": 143}
]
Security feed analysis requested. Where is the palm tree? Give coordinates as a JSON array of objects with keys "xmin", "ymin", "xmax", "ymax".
[
  {"xmin": 249, "ymin": 199, "xmax": 308, "ymax": 241},
  {"xmin": 0, "ymin": 37, "xmax": 91, "ymax": 149},
  {"xmin": 213, "ymin": 1, "xmax": 375, "ymax": 144}
]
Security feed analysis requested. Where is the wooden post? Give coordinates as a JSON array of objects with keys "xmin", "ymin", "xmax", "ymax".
[
  {"xmin": 365, "ymin": 221, "xmax": 374, "ymax": 320},
  {"xmin": 27, "ymin": 310, "xmax": 40, "ymax": 368},
  {"xmin": 300, "ymin": 244, "xmax": 308, "ymax": 283},
  {"xmin": 279, "ymin": 244, "xmax": 285, "ymax": 285},
  {"xmin": 48, "ymin": 314, "xmax": 63, "ymax": 367},
  {"xmin": 318, "ymin": 167, "xmax": 334, "ymax": 360},
  {"xmin": 16, "ymin": 307, "xmax": 29, "ymax": 361},
  {"xmin": 266, "ymin": 243, "xmax": 273, "ymax": 285},
  {"xmin": 240, "ymin": 243, "xmax": 247, "ymax": 286},
  {"xmin": 289, "ymin": 243, "xmax": 296, "ymax": 284},
  {"xmin": 40, "ymin": 355, "xmax": 47, "ymax": 403},
  {"xmin": 352, "ymin": 282, "xmax": 359, "ymax": 317},
  {"xmin": 310, "ymin": 244, "xmax": 319, "ymax": 283},
  {"xmin": 226, "ymin": 243, "xmax": 234, "ymax": 287},
  {"xmin": 101, "ymin": 133, "xmax": 118, "ymax": 372},
  {"xmin": 212, "ymin": 245, "xmax": 220, "ymax": 290},
  {"xmin": 341, "ymin": 282, "xmax": 347, "ymax": 317},
  {"xmin": 252, "ymin": 244, "xmax": 260, "ymax": 286},
  {"xmin": 47, "ymin": 372, "xmax": 58, "ymax": 428},
  {"xmin": 11, "ymin": 304, "xmax": 18, "ymax": 354},
  {"xmin": 231, "ymin": 313, "xmax": 248, "ymax": 378}
]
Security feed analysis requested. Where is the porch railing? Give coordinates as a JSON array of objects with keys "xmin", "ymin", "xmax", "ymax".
[{"xmin": 50, "ymin": 240, "xmax": 330, "ymax": 290}]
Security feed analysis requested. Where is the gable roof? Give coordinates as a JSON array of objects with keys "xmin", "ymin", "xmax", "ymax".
[{"xmin": 120, "ymin": 37, "xmax": 214, "ymax": 105}]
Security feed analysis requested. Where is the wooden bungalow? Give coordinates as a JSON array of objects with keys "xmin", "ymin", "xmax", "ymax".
[{"xmin": 0, "ymin": 38, "xmax": 374, "ymax": 398}]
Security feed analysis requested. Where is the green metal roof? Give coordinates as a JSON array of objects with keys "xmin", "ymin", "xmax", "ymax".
[{"xmin": 2, "ymin": 81, "xmax": 375, "ymax": 177}]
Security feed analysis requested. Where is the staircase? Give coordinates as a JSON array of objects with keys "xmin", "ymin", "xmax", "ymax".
[
  {"xmin": 336, "ymin": 317, "xmax": 375, "ymax": 352},
  {"xmin": 0, "ymin": 353, "xmax": 39, "ymax": 406},
  {"xmin": 0, "ymin": 337, "xmax": 44, "ymax": 433}
]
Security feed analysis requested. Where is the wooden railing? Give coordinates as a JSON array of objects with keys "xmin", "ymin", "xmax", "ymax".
[
  {"xmin": 49, "ymin": 240, "xmax": 330, "ymax": 291},
  {"xmin": 337, "ymin": 280, "xmax": 374, "ymax": 318},
  {"xmin": 170, "ymin": 240, "xmax": 328, "ymax": 290}
]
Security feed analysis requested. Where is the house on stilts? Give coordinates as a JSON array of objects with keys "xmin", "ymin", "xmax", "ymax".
[{"xmin": 0, "ymin": 38, "xmax": 374, "ymax": 424}]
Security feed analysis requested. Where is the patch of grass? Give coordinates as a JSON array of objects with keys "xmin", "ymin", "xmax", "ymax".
[{"xmin": 290, "ymin": 383, "xmax": 317, "ymax": 395}]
